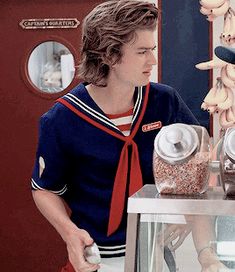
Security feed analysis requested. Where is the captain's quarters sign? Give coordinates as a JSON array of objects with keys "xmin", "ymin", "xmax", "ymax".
[{"xmin": 19, "ymin": 18, "xmax": 80, "ymax": 29}]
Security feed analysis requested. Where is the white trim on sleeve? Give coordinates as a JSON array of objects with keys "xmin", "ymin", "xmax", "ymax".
[{"xmin": 31, "ymin": 178, "xmax": 67, "ymax": 195}]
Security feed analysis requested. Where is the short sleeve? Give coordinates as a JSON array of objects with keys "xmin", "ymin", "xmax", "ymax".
[{"xmin": 31, "ymin": 115, "xmax": 69, "ymax": 195}]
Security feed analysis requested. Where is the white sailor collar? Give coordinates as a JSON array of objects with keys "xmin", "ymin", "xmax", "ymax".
[{"xmin": 60, "ymin": 83, "xmax": 147, "ymax": 136}]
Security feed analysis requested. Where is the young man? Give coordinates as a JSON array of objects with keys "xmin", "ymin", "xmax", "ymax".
[{"xmin": 31, "ymin": 1, "xmax": 223, "ymax": 272}]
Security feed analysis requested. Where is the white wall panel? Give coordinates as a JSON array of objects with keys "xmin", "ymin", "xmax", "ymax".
[{"xmin": 213, "ymin": 1, "xmax": 235, "ymax": 143}]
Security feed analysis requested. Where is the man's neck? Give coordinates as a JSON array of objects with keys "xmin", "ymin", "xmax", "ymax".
[{"xmin": 86, "ymin": 82, "xmax": 135, "ymax": 115}]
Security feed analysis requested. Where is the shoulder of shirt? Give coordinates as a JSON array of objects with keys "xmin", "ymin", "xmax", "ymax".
[
  {"xmin": 40, "ymin": 84, "xmax": 84, "ymax": 122},
  {"xmin": 148, "ymin": 82, "xmax": 177, "ymax": 98}
]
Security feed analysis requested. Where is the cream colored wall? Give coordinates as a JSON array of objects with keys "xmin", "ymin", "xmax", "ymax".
[
  {"xmin": 146, "ymin": 0, "xmax": 158, "ymax": 83},
  {"xmin": 212, "ymin": 2, "xmax": 235, "ymax": 143},
  {"xmin": 133, "ymin": 0, "xmax": 158, "ymax": 82}
]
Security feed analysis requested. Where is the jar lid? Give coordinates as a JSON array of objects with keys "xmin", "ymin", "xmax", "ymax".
[
  {"xmin": 154, "ymin": 123, "xmax": 199, "ymax": 164},
  {"xmin": 224, "ymin": 128, "xmax": 235, "ymax": 163}
]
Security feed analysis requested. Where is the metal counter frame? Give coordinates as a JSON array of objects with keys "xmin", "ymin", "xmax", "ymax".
[{"xmin": 124, "ymin": 185, "xmax": 235, "ymax": 272}]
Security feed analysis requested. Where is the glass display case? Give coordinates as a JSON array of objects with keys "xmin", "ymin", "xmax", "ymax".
[{"xmin": 125, "ymin": 185, "xmax": 235, "ymax": 272}]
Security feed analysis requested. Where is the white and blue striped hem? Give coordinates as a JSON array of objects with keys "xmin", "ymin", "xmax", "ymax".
[
  {"xmin": 31, "ymin": 178, "xmax": 67, "ymax": 196},
  {"xmin": 97, "ymin": 244, "xmax": 126, "ymax": 256}
]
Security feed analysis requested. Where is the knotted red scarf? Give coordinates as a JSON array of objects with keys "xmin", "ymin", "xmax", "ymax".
[{"xmin": 107, "ymin": 139, "xmax": 143, "ymax": 236}]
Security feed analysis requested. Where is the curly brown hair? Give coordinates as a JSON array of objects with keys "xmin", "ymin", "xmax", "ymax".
[{"xmin": 78, "ymin": 0, "xmax": 158, "ymax": 87}]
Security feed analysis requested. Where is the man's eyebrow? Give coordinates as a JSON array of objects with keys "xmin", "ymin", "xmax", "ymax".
[{"xmin": 136, "ymin": 45, "xmax": 157, "ymax": 50}]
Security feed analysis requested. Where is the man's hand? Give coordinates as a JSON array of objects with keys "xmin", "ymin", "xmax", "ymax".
[
  {"xmin": 201, "ymin": 261, "xmax": 230, "ymax": 272},
  {"xmin": 159, "ymin": 223, "xmax": 191, "ymax": 251},
  {"xmin": 199, "ymin": 248, "xmax": 230, "ymax": 272},
  {"xmin": 65, "ymin": 228, "xmax": 100, "ymax": 272},
  {"xmin": 32, "ymin": 190, "xmax": 100, "ymax": 272}
]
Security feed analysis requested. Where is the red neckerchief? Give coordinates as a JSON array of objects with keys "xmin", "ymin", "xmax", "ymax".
[{"xmin": 57, "ymin": 83, "xmax": 150, "ymax": 236}]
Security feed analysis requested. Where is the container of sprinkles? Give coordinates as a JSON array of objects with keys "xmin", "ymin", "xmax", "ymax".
[{"xmin": 153, "ymin": 123, "xmax": 210, "ymax": 195}]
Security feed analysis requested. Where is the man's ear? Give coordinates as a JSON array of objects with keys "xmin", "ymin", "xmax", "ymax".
[
  {"xmin": 102, "ymin": 55, "xmax": 116, "ymax": 67},
  {"xmin": 102, "ymin": 56, "xmax": 112, "ymax": 66},
  {"xmin": 102, "ymin": 51, "xmax": 121, "ymax": 67}
]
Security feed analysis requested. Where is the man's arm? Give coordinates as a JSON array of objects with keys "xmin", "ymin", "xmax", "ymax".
[
  {"xmin": 32, "ymin": 190, "xmax": 100, "ymax": 272},
  {"xmin": 190, "ymin": 215, "xmax": 229, "ymax": 272}
]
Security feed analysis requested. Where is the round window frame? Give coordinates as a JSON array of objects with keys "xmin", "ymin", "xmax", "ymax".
[{"xmin": 21, "ymin": 36, "xmax": 79, "ymax": 100}]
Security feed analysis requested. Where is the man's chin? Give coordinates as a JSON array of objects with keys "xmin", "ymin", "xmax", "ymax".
[{"xmin": 137, "ymin": 79, "xmax": 150, "ymax": 86}]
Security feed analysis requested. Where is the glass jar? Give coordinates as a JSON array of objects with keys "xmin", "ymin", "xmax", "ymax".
[
  {"xmin": 153, "ymin": 123, "xmax": 210, "ymax": 195},
  {"xmin": 219, "ymin": 127, "xmax": 235, "ymax": 196}
]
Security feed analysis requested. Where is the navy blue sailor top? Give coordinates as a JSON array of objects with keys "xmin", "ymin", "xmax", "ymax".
[{"xmin": 31, "ymin": 82, "xmax": 198, "ymax": 257}]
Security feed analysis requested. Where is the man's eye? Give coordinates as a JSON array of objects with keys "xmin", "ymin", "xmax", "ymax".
[{"xmin": 138, "ymin": 51, "xmax": 146, "ymax": 54}]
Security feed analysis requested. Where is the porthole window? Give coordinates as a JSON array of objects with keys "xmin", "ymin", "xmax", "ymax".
[{"xmin": 28, "ymin": 41, "xmax": 75, "ymax": 93}]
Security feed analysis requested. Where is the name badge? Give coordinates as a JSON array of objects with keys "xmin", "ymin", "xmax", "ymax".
[{"xmin": 142, "ymin": 121, "xmax": 162, "ymax": 132}]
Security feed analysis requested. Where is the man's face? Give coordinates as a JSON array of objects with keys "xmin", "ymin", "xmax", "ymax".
[{"xmin": 110, "ymin": 29, "xmax": 157, "ymax": 87}]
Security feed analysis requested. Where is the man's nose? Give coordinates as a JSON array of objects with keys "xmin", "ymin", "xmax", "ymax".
[{"xmin": 148, "ymin": 50, "xmax": 157, "ymax": 65}]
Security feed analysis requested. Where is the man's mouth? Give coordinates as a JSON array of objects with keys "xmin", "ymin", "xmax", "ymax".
[{"xmin": 143, "ymin": 71, "xmax": 152, "ymax": 75}]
